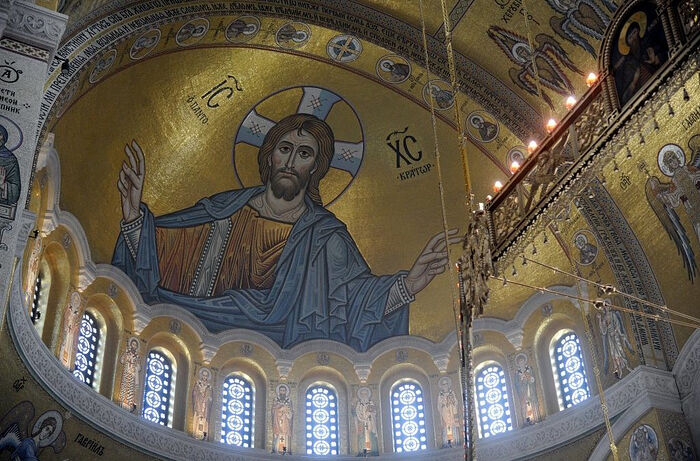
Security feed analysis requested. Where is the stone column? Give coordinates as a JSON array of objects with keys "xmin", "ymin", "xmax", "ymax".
[{"xmin": 0, "ymin": 1, "xmax": 66, "ymax": 326}]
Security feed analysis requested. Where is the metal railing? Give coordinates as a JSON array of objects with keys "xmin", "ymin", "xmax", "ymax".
[{"xmin": 486, "ymin": 78, "xmax": 609, "ymax": 255}]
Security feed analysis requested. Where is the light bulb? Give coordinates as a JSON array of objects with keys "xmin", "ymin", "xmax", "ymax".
[
  {"xmin": 493, "ymin": 181, "xmax": 503, "ymax": 193},
  {"xmin": 586, "ymin": 72, "xmax": 598, "ymax": 87},
  {"xmin": 528, "ymin": 140, "xmax": 538, "ymax": 153},
  {"xmin": 509, "ymin": 161, "xmax": 520, "ymax": 174},
  {"xmin": 565, "ymin": 96, "xmax": 577, "ymax": 110},
  {"xmin": 546, "ymin": 118, "xmax": 557, "ymax": 133}
]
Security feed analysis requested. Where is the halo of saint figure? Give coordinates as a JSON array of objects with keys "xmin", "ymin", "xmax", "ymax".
[
  {"xmin": 113, "ymin": 109, "xmax": 459, "ymax": 352},
  {"xmin": 0, "ymin": 401, "xmax": 66, "ymax": 460}
]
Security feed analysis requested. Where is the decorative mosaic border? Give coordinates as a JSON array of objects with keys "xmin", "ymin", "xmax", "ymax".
[{"xmin": 42, "ymin": 0, "xmax": 539, "ymax": 140}]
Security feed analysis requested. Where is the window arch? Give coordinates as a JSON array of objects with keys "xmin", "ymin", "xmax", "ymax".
[
  {"xmin": 474, "ymin": 362, "xmax": 513, "ymax": 438},
  {"xmin": 305, "ymin": 383, "xmax": 339, "ymax": 456},
  {"xmin": 551, "ymin": 331, "xmax": 590, "ymax": 409},
  {"xmin": 221, "ymin": 374, "xmax": 254, "ymax": 448},
  {"xmin": 390, "ymin": 380, "xmax": 427, "ymax": 453},
  {"xmin": 142, "ymin": 349, "xmax": 175, "ymax": 427},
  {"xmin": 72, "ymin": 311, "xmax": 101, "ymax": 388}
]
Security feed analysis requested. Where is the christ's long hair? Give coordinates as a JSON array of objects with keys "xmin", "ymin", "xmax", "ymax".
[{"xmin": 258, "ymin": 113, "xmax": 334, "ymax": 206}]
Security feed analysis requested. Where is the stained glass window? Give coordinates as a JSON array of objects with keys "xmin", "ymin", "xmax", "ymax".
[
  {"xmin": 552, "ymin": 331, "xmax": 590, "ymax": 409},
  {"xmin": 475, "ymin": 363, "xmax": 513, "ymax": 438},
  {"xmin": 391, "ymin": 381, "xmax": 427, "ymax": 453},
  {"xmin": 305, "ymin": 384, "xmax": 339, "ymax": 456},
  {"xmin": 221, "ymin": 375, "xmax": 254, "ymax": 447},
  {"xmin": 30, "ymin": 274, "xmax": 42, "ymax": 325},
  {"xmin": 142, "ymin": 350, "xmax": 174, "ymax": 427},
  {"xmin": 72, "ymin": 312, "xmax": 100, "ymax": 388}
]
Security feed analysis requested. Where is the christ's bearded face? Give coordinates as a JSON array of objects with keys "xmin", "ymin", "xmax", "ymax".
[{"xmin": 269, "ymin": 128, "xmax": 318, "ymax": 201}]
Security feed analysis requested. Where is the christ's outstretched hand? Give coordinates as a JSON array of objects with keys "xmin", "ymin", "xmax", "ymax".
[
  {"xmin": 117, "ymin": 140, "xmax": 145, "ymax": 223},
  {"xmin": 405, "ymin": 228, "xmax": 461, "ymax": 296}
]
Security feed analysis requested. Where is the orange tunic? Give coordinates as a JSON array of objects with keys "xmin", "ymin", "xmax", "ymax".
[{"xmin": 155, "ymin": 205, "xmax": 293, "ymax": 296}]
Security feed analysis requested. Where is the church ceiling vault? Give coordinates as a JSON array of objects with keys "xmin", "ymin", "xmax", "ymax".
[
  {"xmin": 40, "ymin": 0, "xmax": 699, "ymax": 355},
  {"xmin": 51, "ymin": 0, "xmax": 618, "ymax": 142}
]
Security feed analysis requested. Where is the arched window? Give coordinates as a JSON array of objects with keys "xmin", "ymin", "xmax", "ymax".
[
  {"xmin": 475, "ymin": 363, "xmax": 513, "ymax": 438},
  {"xmin": 305, "ymin": 384, "xmax": 339, "ymax": 456},
  {"xmin": 142, "ymin": 350, "xmax": 175, "ymax": 427},
  {"xmin": 551, "ymin": 331, "xmax": 590, "ymax": 409},
  {"xmin": 221, "ymin": 374, "xmax": 254, "ymax": 447},
  {"xmin": 72, "ymin": 312, "xmax": 100, "ymax": 388},
  {"xmin": 30, "ymin": 273, "xmax": 42, "ymax": 325},
  {"xmin": 390, "ymin": 380, "xmax": 427, "ymax": 453}
]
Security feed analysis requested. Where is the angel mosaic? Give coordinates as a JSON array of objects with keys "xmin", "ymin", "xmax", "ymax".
[
  {"xmin": 597, "ymin": 298, "xmax": 635, "ymax": 379},
  {"xmin": 645, "ymin": 138, "xmax": 700, "ymax": 283},
  {"xmin": 487, "ymin": 26, "xmax": 583, "ymax": 110},
  {"xmin": 545, "ymin": 0, "xmax": 617, "ymax": 58},
  {"xmin": 0, "ymin": 401, "xmax": 66, "ymax": 460}
]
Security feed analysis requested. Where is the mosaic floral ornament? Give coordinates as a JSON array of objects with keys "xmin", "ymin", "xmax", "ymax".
[{"xmin": 327, "ymin": 34, "xmax": 362, "ymax": 62}]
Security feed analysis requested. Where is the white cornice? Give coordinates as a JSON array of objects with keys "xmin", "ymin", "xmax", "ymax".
[{"xmin": 0, "ymin": 1, "xmax": 66, "ymax": 61}]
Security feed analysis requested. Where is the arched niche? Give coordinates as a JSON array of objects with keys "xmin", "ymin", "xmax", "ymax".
[
  {"xmin": 39, "ymin": 240, "xmax": 71, "ymax": 351},
  {"xmin": 471, "ymin": 342, "xmax": 519, "ymax": 434},
  {"xmin": 140, "ymin": 330, "xmax": 193, "ymax": 431},
  {"xmin": 83, "ymin": 292, "xmax": 124, "ymax": 398},
  {"xmin": 379, "ymin": 363, "xmax": 435, "ymax": 454},
  {"xmin": 296, "ymin": 366, "xmax": 351, "ymax": 455},
  {"xmin": 214, "ymin": 357, "xmax": 267, "ymax": 449},
  {"xmin": 532, "ymin": 302, "xmax": 596, "ymax": 416}
]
